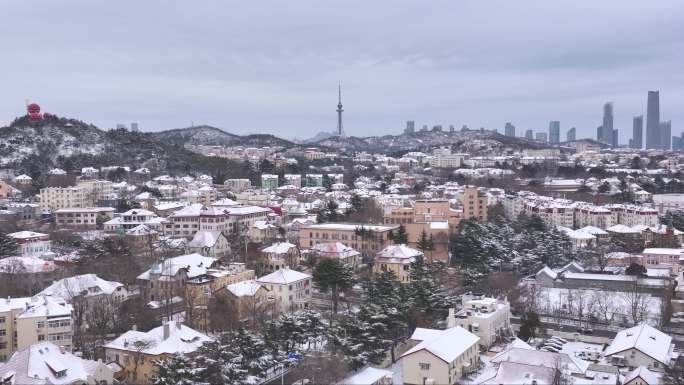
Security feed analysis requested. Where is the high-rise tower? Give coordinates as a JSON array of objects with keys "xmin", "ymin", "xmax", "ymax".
[
  {"xmin": 602, "ymin": 102, "xmax": 613, "ymax": 144},
  {"xmin": 336, "ymin": 82, "xmax": 344, "ymax": 137},
  {"xmin": 548, "ymin": 121, "xmax": 560, "ymax": 144},
  {"xmin": 646, "ymin": 91, "xmax": 660, "ymax": 149},
  {"xmin": 632, "ymin": 115, "xmax": 643, "ymax": 149}
]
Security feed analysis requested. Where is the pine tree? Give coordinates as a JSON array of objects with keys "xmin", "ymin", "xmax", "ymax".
[
  {"xmin": 152, "ymin": 354, "xmax": 197, "ymax": 385},
  {"xmin": 393, "ymin": 224, "xmax": 408, "ymax": 244},
  {"xmin": 416, "ymin": 230, "xmax": 430, "ymax": 252},
  {"xmin": 0, "ymin": 232, "xmax": 19, "ymax": 257},
  {"xmin": 313, "ymin": 259, "xmax": 355, "ymax": 314}
]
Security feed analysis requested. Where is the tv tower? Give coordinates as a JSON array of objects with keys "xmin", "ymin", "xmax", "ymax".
[{"xmin": 336, "ymin": 82, "xmax": 344, "ymax": 137}]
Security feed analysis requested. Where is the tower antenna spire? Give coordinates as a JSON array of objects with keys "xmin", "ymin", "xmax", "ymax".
[{"xmin": 336, "ymin": 81, "xmax": 344, "ymax": 137}]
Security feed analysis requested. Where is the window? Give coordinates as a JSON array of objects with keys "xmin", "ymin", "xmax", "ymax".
[
  {"xmin": 0, "ymin": 330, "xmax": 5, "ymax": 336},
  {"xmin": 0, "ymin": 317, "xmax": 4, "ymax": 323},
  {"xmin": 38, "ymin": 335, "xmax": 45, "ymax": 341},
  {"xmin": 419, "ymin": 363, "xmax": 430, "ymax": 370}
]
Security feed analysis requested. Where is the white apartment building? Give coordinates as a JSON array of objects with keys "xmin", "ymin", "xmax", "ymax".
[
  {"xmin": 256, "ymin": 268, "xmax": 312, "ymax": 313},
  {"xmin": 224, "ymin": 178, "xmax": 252, "ymax": 193},
  {"xmin": 603, "ymin": 324, "xmax": 676, "ymax": 372},
  {"xmin": 104, "ymin": 208, "xmax": 166, "ymax": 233},
  {"xmin": 7, "ymin": 231, "xmax": 52, "ymax": 258},
  {"xmin": 54, "ymin": 207, "xmax": 115, "ymax": 230},
  {"xmin": 573, "ymin": 203, "xmax": 614, "ymax": 228},
  {"xmin": 284, "ymin": 174, "xmax": 302, "ymax": 188},
  {"xmin": 446, "ymin": 294, "xmax": 512, "ymax": 349},
  {"xmin": 605, "ymin": 204, "xmax": 659, "ymax": 227},
  {"xmin": 39, "ymin": 186, "xmax": 86, "ymax": 212},
  {"xmin": 0, "ymin": 296, "xmax": 73, "ymax": 361},
  {"xmin": 401, "ymin": 326, "xmax": 480, "ymax": 385}
]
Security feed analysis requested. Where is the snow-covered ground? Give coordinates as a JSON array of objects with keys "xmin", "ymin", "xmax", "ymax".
[{"xmin": 532, "ymin": 286, "xmax": 662, "ymax": 326}]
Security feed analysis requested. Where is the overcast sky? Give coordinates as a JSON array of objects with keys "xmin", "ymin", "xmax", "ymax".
[{"xmin": 1, "ymin": 1, "xmax": 682, "ymax": 142}]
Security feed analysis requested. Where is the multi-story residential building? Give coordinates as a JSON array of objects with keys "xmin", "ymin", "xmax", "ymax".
[
  {"xmin": 429, "ymin": 149, "xmax": 466, "ymax": 168},
  {"xmin": 383, "ymin": 200, "xmax": 462, "ymax": 233},
  {"xmin": 260, "ymin": 242, "xmax": 300, "ymax": 272},
  {"xmin": 460, "ymin": 186, "xmax": 488, "ymax": 222},
  {"xmin": 104, "ymin": 321, "xmax": 211, "ymax": 384},
  {"xmin": 54, "ymin": 207, "xmax": 115, "ymax": 230},
  {"xmin": 7, "ymin": 231, "xmax": 52, "ymax": 258},
  {"xmin": 261, "ymin": 174, "xmax": 279, "ymax": 190},
  {"xmin": 283, "ymin": 174, "xmax": 302, "ymax": 188},
  {"xmin": 573, "ymin": 203, "xmax": 614, "ymax": 228},
  {"xmin": 446, "ymin": 293, "xmax": 512, "ymax": 349},
  {"xmin": 299, "ymin": 223, "xmax": 398, "ymax": 257},
  {"xmin": 256, "ymin": 268, "xmax": 312, "ymax": 313},
  {"xmin": 213, "ymin": 280, "xmax": 271, "ymax": 325},
  {"xmin": 401, "ymin": 326, "xmax": 480, "ymax": 385},
  {"xmin": 305, "ymin": 242, "xmax": 362, "ymax": 270},
  {"xmin": 603, "ymin": 324, "xmax": 676, "ymax": 371},
  {"xmin": 39, "ymin": 186, "xmax": 86, "ymax": 212},
  {"xmin": 104, "ymin": 208, "xmax": 166, "ymax": 233},
  {"xmin": 224, "ymin": 178, "xmax": 252, "ymax": 193},
  {"xmin": 373, "ymin": 244, "xmax": 422, "ymax": 283},
  {"xmin": 0, "ymin": 296, "xmax": 73, "ymax": 361},
  {"xmin": 137, "ymin": 254, "xmax": 253, "ymax": 304},
  {"xmin": 186, "ymin": 230, "xmax": 231, "ymax": 258},
  {"xmin": 38, "ymin": 274, "xmax": 129, "ymax": 303},
  {"xmin": 605, "ymin": 204, "xmax": 659, "ymax": 227},
  {"xmin": 305, "ymin": 174, "xmax": 323, "ymax": 187}
]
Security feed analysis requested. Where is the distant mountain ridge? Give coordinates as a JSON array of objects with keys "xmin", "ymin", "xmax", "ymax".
[{"xmin": 150, "ymin": 125, "xmax": 294, "ymax": 147}]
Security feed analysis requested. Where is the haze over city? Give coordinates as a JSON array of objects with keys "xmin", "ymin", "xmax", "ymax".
[{"xmin": 1, "ymin": 0, "xmax": 682, "ymax": 140}]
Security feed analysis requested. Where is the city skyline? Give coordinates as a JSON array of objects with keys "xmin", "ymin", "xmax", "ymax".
[{"xmin": 1, "ymin": 1, "xmax": 682, "ymax": 140}]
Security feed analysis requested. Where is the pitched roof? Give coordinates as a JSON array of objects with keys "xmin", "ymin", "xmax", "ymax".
[
  {"xmin": 0, "ymin": 342, "xmax": 112, "ymax": 385},
  {"xmin": 401, "ymin": 326, "xmax": 479, "ymax": 363},
  {"xmin": 257, "ymin": 268, "xmax": 311, "ymax": 285},
  {"xmin": 490, "ymin": 347, "xmax": 588, "ymax": 374},
  {"xmin": 104, "ymin": 322, "xmax": 211, "ymax": 356},
  {"xmin": 226, "ymin": 280, "xmax": 263, "ymax": 297},
  {"xmin": 38, "ymin": 274, "xmax": 123, "ymax": 300},
  {"xmin": 604, "ymin": 324, "xmax": 673, "ymax": 365},
  {"xmin": 623, "ymin": 366, "xmax": 661, "ymax": 385},
  {"xmin": 187, "ymin": 231, "xmax": 223, "ymax": 249},
  {"xmin": 261, "ymin": 242, "xmax": 296, "ymax": 254},
  {"xmin": 136, "ymin": 253, "xmax": 218, "ymax": 280}
]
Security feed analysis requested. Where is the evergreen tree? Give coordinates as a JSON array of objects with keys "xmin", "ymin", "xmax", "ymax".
[
  {"xmin": 193, "ymin": 340, "xmax": 248, "ymax": 385},
  {"xmin": 313, "ymin": 259, "xmax": 355, "ymax": 314},
  {"xmin": 0, "ymin": 232, "xmax": 19, "ymax": 257},
  {"xmin": 152, "ymin": 354, "xmax": 197, "ymax": 385},
  {"xmin": 393, "ymin": 224, "xmax": 408, "ymax": 244},
  {"xmin": 415, "ymin": 230, "xmax": 430, "ymax": 253}
]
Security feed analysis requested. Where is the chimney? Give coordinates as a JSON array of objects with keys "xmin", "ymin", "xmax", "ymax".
[
  {"xmin": 163, "ymin": 323, "xmax": 170, "ymax": 340},
  {"xmin": 59, "ymin": 345, "xmax": 65, "ymax": 354},
  {"xmin": 131, "ymin": 324, "xmax": 137, "ymax": 331},
  {"xmin": 448, "ymin": 308, "xmax": 455, "ymax": 319}
]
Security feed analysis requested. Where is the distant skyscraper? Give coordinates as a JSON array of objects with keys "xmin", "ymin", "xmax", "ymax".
[
  {"xmin": 421, "ymin": 125, "xmax": 428, "ymax": 131},
  {"xmin": 646, "ymin": 90, "xmax": 660, "ymax": 149},
  {"xmin": 336, "ymin": 82, "xmax": 344, "ymax": 137},
  {"xmin": 116, "ymin": 123, "xmax": 127, "ymax": 130},
  {"xmin": 536, "ymin": 132, "xmax": 548, "ymax": 142},
  {"xmin": 131, "ymin": 122, "xmax": 139, "ymax": 132},
  {"xmin": 504, "ymin": 122, "xmax": 516, "ymax": 137},
  {"xmin": 525, "ymin": 129, "xmax": 533, "ymax": 139},
  {"xmin": 632, "ymin": 115, "xmax": 643, "ymax": 149},
  {"xmin": 405, "ymin": 120, "xmax": 415, "ymax": 134},
  {"xmin": 597, "ymin": 126, "xmax": 604, "ymax": 142},
  {"xmin": 602, "ymin": 102, "xmax": 614, "ymax": 144},
  {"xmin": 612, "ymin": 129, "xmax": 618, "ymax": 147},
  {"xmin": 449, "ymin": 124, "xmax": 455, "ymax": 132},
  {"xmin": 673, "ymin": 136, "xmax": 681, "ymax": 151},
  {"xmin": 566, "ymin": 127, "xmax": 576, "ymax": 141},
  {"xmin": 548, "ymin": 121, "xmax": 560, "ymax": 144},
  {"xmin": 661, "ymin": 120, "xmax": 672, "ymax": 149}
]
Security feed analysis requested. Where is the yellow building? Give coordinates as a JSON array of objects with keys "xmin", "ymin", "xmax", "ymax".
[
  {"xmin": 373, "ymin": 244, "xmax": 423, "ymax": 283},
  {"xmin": 104, "ymin": 321, "xmax": 211, "ymax": 384}
]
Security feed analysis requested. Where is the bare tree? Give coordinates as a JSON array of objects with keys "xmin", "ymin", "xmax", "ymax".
[
  {"xmin": 593, "ymin": 290, "xmax": 616, "ymax": 325},
  {"xmin": 129, "ymin": 339, "xmax": 156, "ymax": 384},
  {"xmin": 620, "ymin": 280, "xmax": 652, "ymax": 325}
]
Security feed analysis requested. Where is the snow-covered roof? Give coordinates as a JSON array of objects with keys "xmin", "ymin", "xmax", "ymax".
[
  {"xmin": 225, "ymin": 280, "xmax": 263, "ymax": 297},
  {"xmin": 309, "ymin": 242, "xmax": 360, "ymax": 258},
  {"xmin": 261, "ymin": 242, "xmax": 296, "ymax": 254},
  {"xmin": 623, "ymin": 366, "xmax": 661, "ymax": 385},
  {"xmin": 0, "ymin": 342, "xmax": 113, "ymax": 385},
  {"xmin": 481, "ymin": 361, "xmax": 555, "ymax": 385},
  {"xmin": 508, "ymin": 338, "xmax": 534, "ymax": 350},
  {"xmin": 536, "ymin": 266, "xmax": 558, "ymax": 280},
  {"xmin": 491, "ymin": 347, "xmax": 588, "ymax": 374},
  {"xmin": 187, "ymin": 231, "xmax": 222, "ymax": 249},
  {"xmin": 606, "ymin": 224, "xmax": 641, "ymax": 234},
  {"xmin": 7, "ymin": 231, "xmax": 48, "ymax": 240},
  {"xmin": 104, "ymin": 322, "xmax": 211, "ymax": 356},
  {"xmin": 401, "ymin": 326, "xmax": 479, "ymax": 363},
  {"xmin": 409, "ymin": 327, "xmax": 445, "ymax": 342},
  {"xmin": 604, "ymin": 324, "xmax": 674, "ymax": 365},
  {"xmin": 15, "ymin": 296, "xmax": 72, "ymax": 320},
  {"xmin": 121, "ymin": 208, "xmax": 155, "ymax": 216},
  {"xmin": 126, "ymin": 224, "xmax": 157, "ymax": 236},
  {"xmin": 137, "ymin": 253, "xmax": 218, "ymax": 280},
  {"xmin": 257, "ymin": 267, "xmax": 311, "ymax": 285},
  {"xmin": 336, "ymin": 366, "xmax": 393, "ymax": 385},
  {"xmin": 375, "ymin": 244, "xmax": 422, "ymax": 264},
  {"xmin": 38, "ymin": 274, "xmax": 123, "ymax": 300}
]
